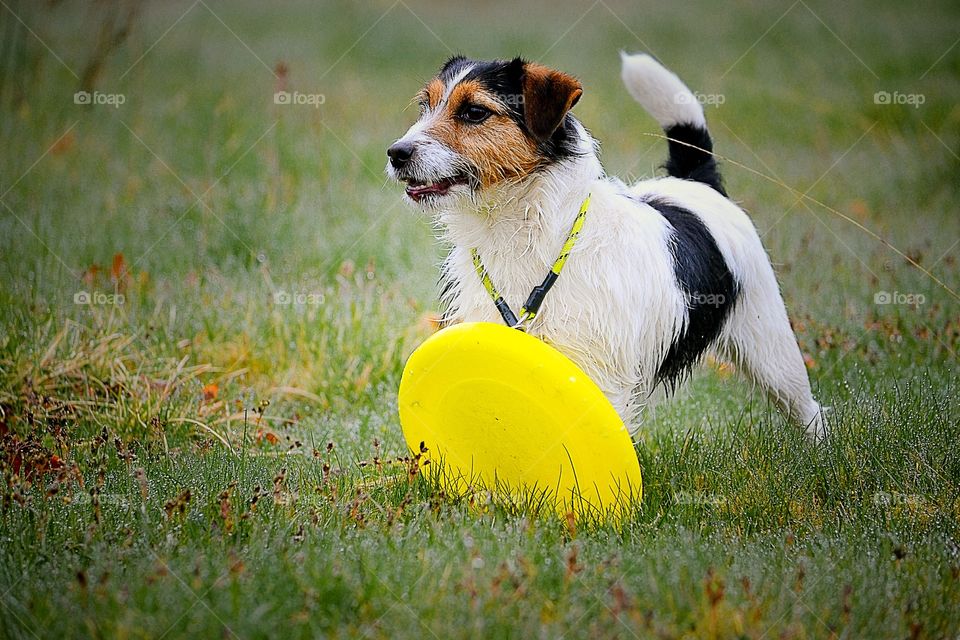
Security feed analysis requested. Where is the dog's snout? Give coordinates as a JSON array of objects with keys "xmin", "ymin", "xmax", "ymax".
[{"xmin": 387, "ymin": 141, "xmax": 415, "ymax": 169}]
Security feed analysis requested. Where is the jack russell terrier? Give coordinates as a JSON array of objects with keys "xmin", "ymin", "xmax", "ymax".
[{"xmin": 386, "ymin": 53, "xmax": 826, "ymax": 442}]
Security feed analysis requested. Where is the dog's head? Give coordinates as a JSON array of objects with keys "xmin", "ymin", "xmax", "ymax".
[{"xmin": 386, "ymin": 56, "xmax": 583, "ymax": 207}]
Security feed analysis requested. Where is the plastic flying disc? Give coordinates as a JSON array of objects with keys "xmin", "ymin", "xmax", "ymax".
[{"xmin": 398, "ymin": 322, "xmax": 642, "ymax": 519}]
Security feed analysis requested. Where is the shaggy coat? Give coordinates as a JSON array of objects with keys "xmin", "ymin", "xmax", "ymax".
[{"xmin": 387, "ymin": 53, "xmax": 826, "ymax": 441}]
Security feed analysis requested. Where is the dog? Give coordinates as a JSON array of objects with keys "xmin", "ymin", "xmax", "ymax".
[{"xmin": 386, "ymin": 53, "xmax": 826, "ymax": 442}]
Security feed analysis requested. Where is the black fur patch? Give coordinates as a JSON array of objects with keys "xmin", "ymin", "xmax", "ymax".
[
  {"xmin": 438, "ymin": 55, "xmax": 473, "ymax": 83},
  {"xmin": 646, "ymin": 197, "xmax": 739, "ymax": 390},
  {"xmin": 663, "ymin": 123, "xmax": 726, "ymax": 196},
  {"xmin": 437, "ymin": 56, "xmax": 582, "ymax": 163}
]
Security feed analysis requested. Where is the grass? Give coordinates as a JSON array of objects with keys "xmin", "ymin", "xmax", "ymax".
[{"xmin": 1, "ymin": 0, "xmax": 958, "ymax": 637}]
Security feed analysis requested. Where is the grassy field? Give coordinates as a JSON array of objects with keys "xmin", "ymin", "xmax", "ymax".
[{"xmin": 1, "ymin": 0, "xmax": 959, "ymax": 637}]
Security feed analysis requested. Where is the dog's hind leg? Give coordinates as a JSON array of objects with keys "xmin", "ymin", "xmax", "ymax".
[{"xmin": 719, "ymin": 270, "xmax": 827, "ymax": 443}]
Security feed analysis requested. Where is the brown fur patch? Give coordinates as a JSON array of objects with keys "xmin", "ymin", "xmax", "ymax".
[
  {"xmin": 423, "ymin": 80, "xmax": 541, "ymax": 188},
  {"xmin": 424, "ymin": 79, "xmax": 444, "ymax": 110},
  {"xmin": 522, "ymin": 63, "xmax": 582, "ymax": 140}
]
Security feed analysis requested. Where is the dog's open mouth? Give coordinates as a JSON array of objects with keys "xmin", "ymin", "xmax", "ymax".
[{"xmin": 404, "ymin": 176, "xmax": 468, "ymax": 202}]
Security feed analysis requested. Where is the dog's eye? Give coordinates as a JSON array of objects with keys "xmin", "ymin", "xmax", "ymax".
[{"xmin": 460, "ymin": 105, "xmax": 491, "ymax": 124}]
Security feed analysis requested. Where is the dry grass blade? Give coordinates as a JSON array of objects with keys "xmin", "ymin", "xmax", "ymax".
[{"xmin": 167, "ymin": 418, "xmax": 238, "ymax": 457}]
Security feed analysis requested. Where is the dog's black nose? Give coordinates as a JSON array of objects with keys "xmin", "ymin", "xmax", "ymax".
[{"xmin": 387, "ymin": 141, "xmax": 414, "ymax": 169}]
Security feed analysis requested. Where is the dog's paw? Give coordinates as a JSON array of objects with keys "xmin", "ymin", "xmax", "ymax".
[{"xmin": 804, "ymin": 404, "xmax": 831, "ymax": 445}]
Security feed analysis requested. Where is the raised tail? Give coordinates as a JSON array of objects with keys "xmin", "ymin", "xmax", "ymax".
[{"xmin": 620, "ymin": 52, "xmax": 726, "ymax": 196}]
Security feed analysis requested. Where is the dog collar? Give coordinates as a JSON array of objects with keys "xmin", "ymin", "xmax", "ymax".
[{"xmin": 471, "ymin": 194, "xmax": 591, "ymax": 330}]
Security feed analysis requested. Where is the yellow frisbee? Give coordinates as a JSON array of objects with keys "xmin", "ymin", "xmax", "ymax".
[{"xmin": 398, "ymin": 322, "xmax": 642, "ymax": 520}]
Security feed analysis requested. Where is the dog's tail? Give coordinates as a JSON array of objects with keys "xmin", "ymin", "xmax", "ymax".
[{"xmin": 620, "ymin": 52, "xmax": 725, "ymax": 196}]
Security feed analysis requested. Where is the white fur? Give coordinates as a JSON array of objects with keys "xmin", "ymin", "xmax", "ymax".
[
  {"xmin": 390, "ymin": 54, "xmax": 827, "ymax": 442},
  {"xmin": 620, "ymin": 52, "xmax": 707, "ymax": 129}
]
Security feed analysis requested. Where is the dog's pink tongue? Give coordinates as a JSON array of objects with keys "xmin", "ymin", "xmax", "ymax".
[{"xmin": 406, "ymin": 179, "xmax": 452, "ymax": 201}]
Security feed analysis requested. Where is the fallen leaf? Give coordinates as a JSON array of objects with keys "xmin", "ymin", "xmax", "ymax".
[
  {"xmin": 82, "ymin": 264, "xmax": 102, "ymax": 287},
  {"xmin": 111, "ymin": 253, "xmax": 129, "ymax": 290},
  {"xmin": 275, "ymin": 61, "xmax": 289, "ymax": 93},
  {"xmin": 50, "ymin": 131, "xmax": 76, "ymax": 155},
  {"xmin": 256, "ymin": 429, "xmax": 279, "ymax": 445},
  {"xmin": 848, "ymin": 199, "xmax": 870, "ymax": 221}
]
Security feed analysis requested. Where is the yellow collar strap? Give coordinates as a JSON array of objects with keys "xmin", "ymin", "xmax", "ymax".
[{"xmin": 471, "ymin": 194, "xmax": 591, "ymax": 329}]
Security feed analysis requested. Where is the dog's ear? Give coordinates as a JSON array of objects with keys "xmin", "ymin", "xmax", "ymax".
[{"xmin": 521, "ymin": 62, "xmax": 582, "ymax": 141}]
